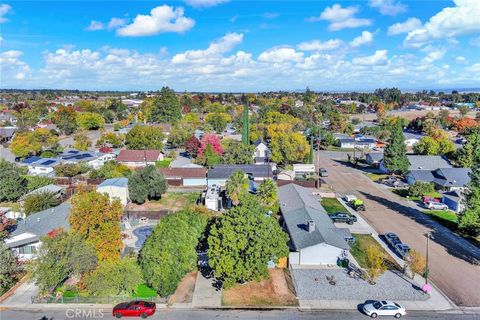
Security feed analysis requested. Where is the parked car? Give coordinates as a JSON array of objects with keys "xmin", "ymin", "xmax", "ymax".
[
  {"xmin": 329, "ymin": 212, "xmax": 357, "ymax": 224},
  {"xmin": 363, "ymin": 300, "xmax": 406, "ymax": 318},
  {"xmin": 380, "ymin": 177, "xmax": 408, "ymax": 188},
  {"xmin": 319, "ymin": 168, "xmax": 328, "ymax": 177},
  {"xmin": 384, "ymin": 232, "xmax": 401, "ymax": 247},
  {"xmin": 112, "ymin": 301, "xmax": 156, "ymax": 318},
  {"xmin": 394, "ymin": 243, "xmax": 411, "ymax": 260},
  {"xmin": 425, "ymin": 201, "xmax": 448, "ymax": 210},
  {"xmin": 421, "ymin": 196, "xmax": 440, "ymax": 204}
]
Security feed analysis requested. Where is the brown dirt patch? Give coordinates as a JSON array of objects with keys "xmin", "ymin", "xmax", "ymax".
[
  {"xmin": 222, "ymin": 269, "xmax": 298, "ymax": 306},
  {"xmin": 127, "ymin": 192, "xmax": 199, "ymax": 212},
  {"xmin": 168, "ymin": 272, "xmax": 197, "ymax": 304}
]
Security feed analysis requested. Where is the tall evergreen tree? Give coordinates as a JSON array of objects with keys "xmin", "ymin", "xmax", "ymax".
[
  {"xmin": 459, "ymin": 166, "xmax": 480, "ymax": 236},
  {"xmin": 383, "ymin": 123, "xmax": 409, "ymax": 174},
  {"xmin": 242, "ymin": 97, "xmax": 250, "ymax": 145},
  {"xmin": 149, "ymin": 87, "xmax": 181, "ymax": 123}
]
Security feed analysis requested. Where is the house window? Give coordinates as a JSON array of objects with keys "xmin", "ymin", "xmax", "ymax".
[{"xmin": 18, "ymin": 245, "xmax": 37, "ymax": 254}]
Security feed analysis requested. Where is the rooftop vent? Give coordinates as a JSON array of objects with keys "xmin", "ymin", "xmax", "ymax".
[{"xmin": 307, "ymin": 220, "xmax": 315, "ymax": 233}]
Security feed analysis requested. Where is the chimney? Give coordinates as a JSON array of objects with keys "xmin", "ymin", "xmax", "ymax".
[{"xmin": 307, "ymin": 220, "xmax": 315, "ymax": 233}]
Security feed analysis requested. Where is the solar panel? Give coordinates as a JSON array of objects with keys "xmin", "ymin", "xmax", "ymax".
[
  {"xmin": 23, "ymin": 156, "xmax": 41, "ymax": 164},
  {"xmin": 62, "ymin": 155, "xmax": 78, "ymax": 160},
  {"xmin": 41, "ymin": 160, "xmax": 55, "ymax": 165},
  {"xmin": 67, "ymin": 150, "xmax": 79, "ymax": 154}
]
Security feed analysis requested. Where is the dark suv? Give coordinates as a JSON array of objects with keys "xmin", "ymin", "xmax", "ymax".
[{"xmin": 329, "ymin": 212, "xmax": 357, "ymax": 224}]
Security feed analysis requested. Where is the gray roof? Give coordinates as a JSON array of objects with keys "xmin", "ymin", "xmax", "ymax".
[
  {"xmin": 278, "ymin": 184, "xmax": 349, "ymax": 251},
  {"xmin": 0, "ymin": 127, "xmax": 16, "ymax": 138},
  {"xmin": 24, "ymin": 184, "xmax": 65, "ymax": 198},
  {"xmin": 97, "ymin": 177, "xmax": 129, "ymax": 188},
  {"xmin": 366, "ymin": 153, "xmax": 384, "ymax": 161},
  {"xmin": 6, "ymin": 203, "xmax": 71, "ymax": 248},
  {"xmin": 433, "ymin": 168, "xmax": 471, "ymax": 187},
  {"xmin": 207, "ymin": 164, "xmax": 273, "ymax": 179},
  {"xmin": 443, "ymin": 190, "xmax": 464, "ymax": 202},
  {"xmin": 407, "ymin": 155, "xmax": 452, "ymax": 171},
  {"xmin": 408, "ymin": 170, "xmax": 435, "ymax": 182}
]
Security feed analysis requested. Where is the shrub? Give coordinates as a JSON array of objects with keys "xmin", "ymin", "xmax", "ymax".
[
  {"xmin": 23, "ymin": 192, "xmax": 61, "ymax": 216},
  {"xmin": 54, "ymin": 163, "xmax": 89, "ymax": 177},
  {"xmin": 408, "ymin": 181, "xmax": 435, "ymax": 197},
  {"xmin": 26, "ymin": 176, "xmax": 55, "ymax": 192}
]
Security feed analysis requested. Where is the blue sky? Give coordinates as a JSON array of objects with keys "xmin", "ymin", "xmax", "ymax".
[{"xmin": 1, "ymin": 0, "xmax": 479, "ymax": 91}]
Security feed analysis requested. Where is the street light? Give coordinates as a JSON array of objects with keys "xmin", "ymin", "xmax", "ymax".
[{"xmin": 425, "ymin": 231, "xmax": 432, "ymax": 285}]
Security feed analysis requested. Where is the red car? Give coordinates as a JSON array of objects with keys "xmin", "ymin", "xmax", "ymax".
[{"xmin": 112, "ymin": 301, "xmax": 156, "ymax": 318}]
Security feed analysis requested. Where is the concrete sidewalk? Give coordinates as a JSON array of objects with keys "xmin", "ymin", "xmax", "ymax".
[
  {"xmin": 191, "ymin": 273, "xmax": 222, "ymax": 308},
  {"xmin": 1, "ymin": 279, "xmax": 38, "ymax": 308}
]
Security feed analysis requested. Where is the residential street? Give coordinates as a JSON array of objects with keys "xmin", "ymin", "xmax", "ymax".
[
  {"xmin": 1, "ymin": 308, "xmax": 478, "ymax": 320},
  {"xmin": 317, "ymin": 151, "xmax": 480, "ymax": 307}
]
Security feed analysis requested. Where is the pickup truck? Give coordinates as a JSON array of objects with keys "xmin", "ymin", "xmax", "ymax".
[{"xmin": 329, "ymin": 212, "xmax": 357, "ymax": 225}]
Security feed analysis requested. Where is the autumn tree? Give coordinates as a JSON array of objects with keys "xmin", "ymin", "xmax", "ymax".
[
  {"xmin": 269, "ymin": 132, "xmax": 309, "ymax": 165},
  {"xmin": 125, "ymin": 125, "xmax": 164, "ymax": 150},
  {"xmin": 364, "ymin": 245, "xmax": 387, "ymax": 284},
  {"xmin": 198, "ymin": 133, "xmax": 222, "ymax": 156},
  {"xmin": 168, "ymin": 123, "xmax": 194, "ymax": 148},
  {"xmin": 453, "ymin": 117, "xmax": 478, "ymax": 133},
  {"xmin": 205, "ymin": 112, "xmax": 232, "ymax": 133},
  {"xmin": 407, "ymin": 249, "xmax": 426, "ymax": 279},
  {"xmin": 375, "ymin": 103, "xmax": 386, "ymax": 121},
  {"xmin": 73, "ymin": 130, "xmax": 91, "ymax": 151},
  {"xmin": 208, "ymin": 194, "xmax": 289, "ymax": 288},
  {"xmin": 96, "ymin": 132, "xmax": 125, "ymax": 148},
  {"xmin": 69, "ymin": 191, "xmax": 123, "ymax": 262},
  {"xmin": 458, "ymin": 106, "xmax": 469, "ymax": 117},
  {"xmin": 185, "ymin": 135, "xmax": 201, "ymax": 158},
  {"xmin": 10, "ymin": 128, "xmax": 59, "ymax": 158},
  {"xmin": 76, "ymin": 112, "xmax": 105, "ymax": 130},
  {"xmin": 53, "ymin": 106, "xmax": 78, "ymax": 135}
]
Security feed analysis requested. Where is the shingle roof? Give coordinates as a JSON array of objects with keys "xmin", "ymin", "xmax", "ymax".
[
  {"xmin": 278, "ymin": 183, "xmax": 326, "ymax": 213},
  {"xmin": 408, "ymin": 170, "xmax": 435, "ymax": 182},
  {"xmin": 207, "ymin": 164, "xmax": 273, "ymax": 179},
  {"xmin": 117, "ymin": 150, "xmax": 162, "ymax": 162},
  {"xmin": 6, "ymin": 203, "xmax": 71, "ymax": 248},
  {"xmin": 433, "ymin": 168, "xmax": 471, "ymax": 187},
  {"xmin": 24, "ymin": 184, "xmax": 64, "ymax": 197},
  {"xmin": 159, "ymin": 167, "xmax": 206, "ymax": 179},
  {"xmin": 407, "ymin": 155, "xmax": 452, "ymax": 170},
  {"xmin": 97, "ymin": 177, "xmax": 129, "ymax": 188},
  {"xmin": 367, "ymin": 153, "xmax": 384, "ymax": 161}
]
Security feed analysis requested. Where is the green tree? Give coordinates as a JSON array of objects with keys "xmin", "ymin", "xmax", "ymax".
[
  {"xmin": 139, "ymin": 208, "xmax": 207, "ymax": 296},
  {"xmin": 168, "ymin": 123, "xmax": 193, "ymax": 148},
  {"xmin": 413, "ymin": 137, "xmax": 439, "ymax": 155},
  {"xmin": 52, "ymin": 106, "xmax": 77, "ymax": 135},
  {"xmin": 208, "ymin": 194, "xmax": 289, "ymax": 288},
  {"xmin": 89, "ymin": 161, "xmax": 131, "ymax": 179},
  {"xmin": 0, "ymin": 160, "xmax": 27, "ymax": 202},
  {"xmin": 23, "ymin": 192, "xmax": 61, "ymax": 216},
  {"xmin": 455, "ymin": 129, "xmax": 480, "ymax": 167},
  {"xmin": 196, "ymin": 144, "xmax": 220, "ymax": 168},
  {"xmin": 225, "ymin": 170, "xmax": 249, "ymax": 206},
  {"xmin": 408, "ymin": 181, "xmax": 435, "ymax": 197},
  {"xmin": 460, "ymin": 167, "xmax": 480, "ymax": 236},
  {"xmin": 125, "ymin": 125, "xmax": 164, "ymax": 150},
  {"xmin": 383, "ymin": 123, "xmax": 409, "ymax": 173},
  {"xmin": 54, "ymin": 163, "xmax": 89, "ymax": 177},
  {"xmin": 149, "ymin": 87, "xmax": 181, "ymax": 123},
  {"xmin": 269, "ymin": 132, "xmax": 309, "ymax": 165},
  {"xmin": 86, "ymin": 258, "xmax": 143, "ymax": 296},
  {"xmin": 32, "ymin": 232, "xmax": 97, "ymax": 292},
  {"xmin": 221, "ymin": 139, "xmax": 255, "ymax": 165},
  {"xmin": 10, "ymin": 128, "xmax": 59, "ymax": 158},
  {"xmin": 73, "ymin": 131, "xmax": 91, "ymax": 151},
  {"xmin": 96, "ymin": 132, "xmax": 125, "ymax": 148},
  {"xmin": 257, "ymin": 179, "xmax": 279, "ymax": 213},
  {"xmin": 70, "ymin": 191, "xmax": 123, "ymax": 262},
  {"xmin": 128, "ymin": 165, "xmax": 167, "ymax": 204},
  {"xmin": 458, "ymin": 105, "xmax": 469, "ymax": 117},
  {"xmin": 76, "ymin": 112, "xmax": 105, "ymax": 130},
  {"xmin": 25, "ymin": 176, "xmax": 55, "ymax": 192},
  {"xmin": 0, "ymin": 242, "xmax": 19, "ymax": 295},
  {"xmin": 205, "ymin": 112, "xmax": 231, "ymax": 133}
]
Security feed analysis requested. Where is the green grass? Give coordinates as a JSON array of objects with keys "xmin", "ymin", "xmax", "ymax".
[
  {"xmin": 134, "ymin": 284, "xmax": 157, "ymax": 298},
  {"xmin": 364, "ymin": 173, "xmax": 389, "ymax": 182},
  {"xmin": 392, "ymin": 189, "xmax": 442, "ymax": 201},
  {"xmin": 325, "ymin": 146, "xmax": 355, "ymax": 152},
  {"xmin": 0, "ymin": 202, "xmax": 21, "ymax": 212},
  {"xmin": 321, "ymin": 197, "xmax": 348, "ymax": 214},
  {"xmin": 350, "ymin": 234, "xmax": 398, "ymax": 269},
  {"xmin": 155, "ymin": 158, "xmax": 173, "ymax": 168},
  {"xmin": 150, "ymin": 192, "xmax": 199, "ymax": 209},
  {"xmin": 63, "ymin": 289, "xmax": 79, "ymax": 298},
  {"xmin": 423, "ymin": 210, "xmax": 458, "ymax": 231}
]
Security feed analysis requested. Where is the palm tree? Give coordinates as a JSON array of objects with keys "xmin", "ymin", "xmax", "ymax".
[
  {"xmin": 257, "ymin": 179, "xmax": 278, "ymax": 212},
  {"xmin": 225, "ymin": 170, "xmax": 249, "ymax": 206}
]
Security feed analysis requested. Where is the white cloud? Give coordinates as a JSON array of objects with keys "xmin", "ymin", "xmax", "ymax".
[
  {"xmin": 0, "ymin": 4, "xmax": 12, "ymax": 23},
  {"xmin": 85, "ymin": 20, "xmax": 104, "ymax": 31},
  {"xmin": 183, "ymin": 0, "xmax": 229, "ymax": 8},
  {"xmin": 258, "ymin": 47, "xmax": 304, "ymax": 63},
  {"xmin": 368, "ymin": 0, "xmax": 407, "ymax": 16},
  {"xmin": 297, "ymin": 39, "xmax": 343, "ymax": 51},
  {"xmin": 387, "ymin": 17, "xmax": 422, "ymax": 36},
  {"xmin": 352, "ymin": 50, "xmax": 388, "ymax": 66},
  {"xmin": 117, "ymin": 5, "xmax": 195, "ymax": 37},
  {"xmin": 456, "ymin": 56, "xmax": 467, "ymax": 64},
  {"xmin": 108, "ymin": 18, "xmax": 128, "ymax": 30},
  {"xmin": 307, "ymin": 4, "xmax": 371, "ymax": 31},
  {"xmin": 405, "ymin": 0, "xmax": 480, "ymax": 47},
  {"xmin": 350, "ymin": 31, "xmax": 374, "ymax": 47},
  {"xmin": 172, "ymin": 32, "xmax": 243, "ymax": 64},
  {"xmin": 0, "ymin": 50, "xmax": 31, "ymax": 81},
  {"xmin": 421, "ymin": 46, "xmax": 446, "ymax": 64}
]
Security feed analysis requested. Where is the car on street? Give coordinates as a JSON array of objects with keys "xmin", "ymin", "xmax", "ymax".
[
  {"xmin": 384, "ymin": 232, "xmax": 401, "ymax": 247},
  {"xmin": 380, "ymin": 176, "xmax": 408, "ymax": 188},
  {"xmin": 394, "ymin": 243, "xmax": 411, "ymax": 260},
  {"xmin": 112, "ymin": 301, "xmax": 156, "ymax": 318},
  {"xmin": 329, "ymin": 212, "xmax": 357, "ymax": 224},
  {"xmin": 425, "ymin": 201, "xmax": 448, "ymax": 210},
  {"xmin": 319, "ymin": 167, "xmax": 328, "ymax": 177},
  {"xmin": 363, "ymin": 300, "xmax": 406, "ymax": 318}
]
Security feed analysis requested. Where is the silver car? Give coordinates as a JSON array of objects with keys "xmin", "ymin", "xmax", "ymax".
[{"xmin": 363, "ymin": 300, "xmax": 406, "ymax": 318}]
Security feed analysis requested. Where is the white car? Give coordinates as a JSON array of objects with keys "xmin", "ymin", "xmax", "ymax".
[
  {"xmin": 425, "ymin": 201, "xmax": 448, "ymax": 210},
  {"xmin": 363, "ymin": 300, "xmax": 406, "ymax": 318}
]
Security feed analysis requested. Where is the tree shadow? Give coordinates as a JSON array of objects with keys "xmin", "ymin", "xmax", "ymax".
[{"xmin": 359, "ymin": 191, "xmax": 480, "ymax": 265}]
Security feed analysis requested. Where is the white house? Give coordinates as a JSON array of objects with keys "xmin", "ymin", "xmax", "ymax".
[
  {"xmin": 292, "ymin": 164, "xmax": 316, "ymax": 176},
  {"xmin": 278, "ymin": 184, "xmax": 350, "ymax": 265},
  {"xmin": 254, "ymin": 139, "xmax": 270, "ymax": 164},
  {"xmin": 4, "ymin": 203, "xmax": 71, "ymax": 260},
  {"xmin": 96, "ymin": 178, "xmax": 129, "ymax": 205}
]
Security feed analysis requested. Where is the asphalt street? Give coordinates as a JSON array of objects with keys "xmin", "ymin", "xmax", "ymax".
[{"xmin": 1, "ymin": 308, "xmax": 479, "ymax": 320}]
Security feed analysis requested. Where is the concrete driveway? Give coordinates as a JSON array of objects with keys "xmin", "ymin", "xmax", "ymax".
[{"xmin": 317, "ymin": 151, "xmax": 480, "ymax": 307}]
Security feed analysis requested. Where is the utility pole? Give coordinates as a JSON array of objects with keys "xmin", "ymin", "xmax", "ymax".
[{"xmin": 425, "ymin": 231, "xmax": 431, "ymax": 285}]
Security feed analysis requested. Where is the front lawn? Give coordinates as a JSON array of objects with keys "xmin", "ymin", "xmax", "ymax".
[
  {"xmin": 134, "ymin": 284, "xmax": 157, "ymax": 298},
  {"xmin": 321, "ymin": 197, "xmax": 348, "ymax": 214},
  {"xmin": 155, "ymin": 158, "xmax": 173, "ymax": 168},
  {"xmin": 350, "ymin": 234, "xmax": 398, "ymax": 269},
  {"xmin": 392, "ymin": 189, "xmax": 442, "ymax": 201},
  {"xmin": 365, "ymin": 173, "xmax": 389, "ymax": 182},
  {"xmin": 423, "ymin": 210, "xmax": 458, "ymax": 231}
]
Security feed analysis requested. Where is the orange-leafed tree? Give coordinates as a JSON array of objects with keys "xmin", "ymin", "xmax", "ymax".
[
  {"xmin": 69, "ymin": 190, "xmax": 123, "ymax": 262},
  {"xmin": 453, "ymin": 117, "xmax": 478, "ymax": 133}
]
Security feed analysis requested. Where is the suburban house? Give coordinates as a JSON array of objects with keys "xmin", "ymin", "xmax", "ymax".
[
  {"xmin": 442, "ymin": 190, "xmax": 466, "ymax": 213},
  {"xmin": 96, "ymin": 178, "xmax": 129, "ymax": 205},
  {"xmin": 24, "ymin": 157, "xmax": 62, "ymax": 176},
  {"xmin": 406, "ymin": 168, "xmax": 471, "ymax": 191},
  {"xmin": 379, "ymin": 155, "xmax": 452, "ymax": 173},
  {"xmin": 254, "ymin": 139, "xmax": 270, "ymax": 164},
  {"xmin": 337, "ymin": 136, "xmax": 376, "ymax": 149},
  {"xmin": 278, "ymin": 184, "xmax": 351, "ymax": 265},
  {"xmin": 207, "ymin": 164, "xmax": 273, "ymax": 187},
  {"xmin": 292, "ymin": 164, "xmax": 316, "ymax": 179},
  {"xmin": 0, "ymin": 126, "xmax": 17, "ymax": 143},
  {"xmin": 365, "ymin": 153, "xmax": 383, "ymax": 167},
  {"xmin": 22, "ymin": 184, "xmax": 66, "ymax": 201},
  {"xmin": 116, "ymin": 150, "xmax": 164, "ymax": 167},
  {"xmin": 159, "ymin": 167, "xmax": 207, "ymax": 187},
  {"xmin": 403, "ymin": 131, "xmax": 423, "ymax": 147},
  {"xmin": 59, "ymin": 150, "xmax": 116, "ymax": 169},
  {"xmin": 4, "ymin": 203, "xmax": 71, "ymax": 260}
]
